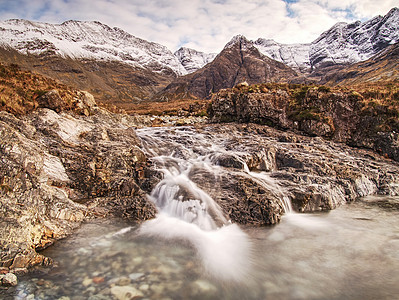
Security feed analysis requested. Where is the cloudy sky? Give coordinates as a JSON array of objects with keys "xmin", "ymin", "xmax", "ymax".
[{"xmin": 0, "ymin": 0, "xmax": 398, "ymax": 53}]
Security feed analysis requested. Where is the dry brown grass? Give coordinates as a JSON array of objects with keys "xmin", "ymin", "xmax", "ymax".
[
  {"xmin": 0, "ymin": 62, "xmax": 78, "ymax": 115},
  {"xmin": 126, "ymin": 98, "xmax": 211, "ymax": 116}
]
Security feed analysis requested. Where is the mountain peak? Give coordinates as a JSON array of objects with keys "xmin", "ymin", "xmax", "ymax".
[
  {"xmin": 387, "ymin": 7, "xmax": 399, "ymax": 16},
  {"xmin": 224, "ymin": 34, "xmax": 251, "ymax": 49}
]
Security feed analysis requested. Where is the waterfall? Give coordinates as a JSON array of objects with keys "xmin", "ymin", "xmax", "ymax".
[
  {"xmin": 136, "ymin": 126, "xmax": 291, "ymax": 281},
  {"xmin": 148, "ymin": 171, "xmax": 228, "ymax": 230}
]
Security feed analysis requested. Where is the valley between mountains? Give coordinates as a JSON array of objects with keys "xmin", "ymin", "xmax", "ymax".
[{"xmin": 0, "ymin": 6, "xmax": 399, "ymax": 292}]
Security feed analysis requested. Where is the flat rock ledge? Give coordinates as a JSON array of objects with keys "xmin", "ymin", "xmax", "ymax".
[{"xmin": 194, "ymin": 124, "xmax": 399, "ymax": 215}]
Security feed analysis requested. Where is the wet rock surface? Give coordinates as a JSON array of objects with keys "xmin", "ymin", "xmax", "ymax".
[
  {"xmin": 199, "ymin": 123, "xmax": 399, "ymax": 212},
  {"xmin": 137, "ymin": 123, "xmax": 399, "ymax": 226}
]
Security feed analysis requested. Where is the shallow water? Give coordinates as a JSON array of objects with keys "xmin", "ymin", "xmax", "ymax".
[{"xmin": 3, "ymin": 196, "xmax": 398, "ymax": 300}]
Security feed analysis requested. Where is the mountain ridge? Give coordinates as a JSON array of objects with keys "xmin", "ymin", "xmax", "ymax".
[
  {"xmin": 0, "ymin": 8, "xmax": 398, "ymax": 105},
  {"xmin": 254, "ymin": 7, "xmax": 399, "ymax": 72},
  {"xmin": 0, "ymin": 18, "xmax": 187, "ymax": 76}
]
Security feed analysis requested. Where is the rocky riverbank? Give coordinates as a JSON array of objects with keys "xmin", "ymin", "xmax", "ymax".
[
  {"xmin": 2, "ymin": 85, "xmax": 399, "ymax": 287},
  {"xmin": 0, "ymin": 91, "xmax": 158, "ymax": 282},
  {"xmin": 209, "ymin": 82, "xmax": 399, "ymax": 161},
  {"xmin": 193, "ymin": 123, "xmax": 399, "ymax": 213}
]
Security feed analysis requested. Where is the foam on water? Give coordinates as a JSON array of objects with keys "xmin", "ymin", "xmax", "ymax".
[
  {"xmin": 137, "ymin": 127, "xmax": 257, "ymax": 281},
  {"xmin": 140, "ymin": 213, "xmax": 253, "ymax": 282}
]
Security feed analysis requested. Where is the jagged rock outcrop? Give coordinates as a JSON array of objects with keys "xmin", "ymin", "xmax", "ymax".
[
  {"xmin": 193, "ymin": 124, "xmax": 399, "ymax": 214},
  {"xmin": 0, "ymin": 91, "xmax": 157, "ymax": 274},
  {"xmin": 209, "ymin": 83, "xmax": 399, "ymax": 161}
]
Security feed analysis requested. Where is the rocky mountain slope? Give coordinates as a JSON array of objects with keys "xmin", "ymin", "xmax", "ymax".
[
  {"xmin": 254, "ymin": 39, "xmax": 311, "ymax": 72},
  {"xmin": 160, "ymin": 35, "xmax": 298, "ymax": 99},
  {"xmin": 0, "ymin": 19, "xmax": 186, "ymax": 76},
  {"xmin": 322, "ymin": 42, "xmax": 399, "ymax": 85},
  {"xmin": 0, "ymin": 46, "xmax": 175, "ymax": 111},
  {"xmin": 254, "ymin": 7, "xmax": 399, "ymax": 72}
]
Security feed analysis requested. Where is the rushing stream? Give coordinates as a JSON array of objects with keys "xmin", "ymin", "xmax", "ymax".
[{"xmin": 2, "ymin": 126, "xmax": 399, "ymax": 299}]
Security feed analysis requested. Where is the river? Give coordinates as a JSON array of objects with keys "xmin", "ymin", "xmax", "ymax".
[{"xmin": 2, "ymin": 125, "xmax": 399, "ymax": 299}]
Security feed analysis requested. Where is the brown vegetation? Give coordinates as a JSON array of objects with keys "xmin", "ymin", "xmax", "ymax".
[
  {"xmin": 0, "ymin": 62, "xmax": 77, "ymax": 115},
  {"xmin": 0, "ymin": 62, "xmax": 126, "ymax": 115},
  {"xmin": 126, "ymin": 98, "xmax": 210, "ymax": 116}
]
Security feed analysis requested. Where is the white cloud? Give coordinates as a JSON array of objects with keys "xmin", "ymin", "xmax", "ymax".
[{"xmin": 0, "ymin": 0, "xmax": 397, "ymax": 52}]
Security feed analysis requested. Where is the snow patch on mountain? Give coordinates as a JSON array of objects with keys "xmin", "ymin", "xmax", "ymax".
[
  {"xmin": 0, "ymin": 19, "xmax": 187, "ymax": 76},
  {"xmin": 310, "ymin": 7, "xmax": 399, "ymax": 69},
  {"xmin": 254, "ymin": 7, "xmax": 399, "ymax": 71},
  {"xmin": 174, "ymin": 47, "xmax": 217, "ymax": 73},
  {"xmin": 254, "ymin": 39, "xmax": 311, "ymax": 71}
]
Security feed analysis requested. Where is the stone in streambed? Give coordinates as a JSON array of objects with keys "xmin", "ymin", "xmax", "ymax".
[
  {"xmin": 0, "ymin": 272, "xmax": 18, "ymax": 287},
  {"xmin": 128, "ymin": 272, "xmax": 144, "ymax": 281},
  {"xmin": 110, "ymin": 285, "xmax": 143, "ymax": 300}
]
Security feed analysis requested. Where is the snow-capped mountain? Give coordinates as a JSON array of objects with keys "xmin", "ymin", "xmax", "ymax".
[
  {"xmin": 161, "ymin": 35, "xmax": 297, "ymax": 99},
  {"xmin": 0, "ymin": 19, "xmax": 187, "ymax": 76},
  {"xmin": 174, "ymin": 47, "xmax": 217, "ymax": 73},
  {"xmin": 254, "ymin": 7, "xmax": 399, "ymax": 71},
  {"xmin": 254, "ymin": 39, "xmax": 311, "ymax": 71},
  {"xmin": 310, "ymin": 7, "xmax": 399, "ymax": 69}
]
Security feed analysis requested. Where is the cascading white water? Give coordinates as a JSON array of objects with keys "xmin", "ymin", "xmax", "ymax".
[
  {"xmin": 148, "ymin": 171, "xmax": 228, "ymax": 230},
  {"xmin": 137, "ymin": 126, "xmax": 292, "ymax": 281}
]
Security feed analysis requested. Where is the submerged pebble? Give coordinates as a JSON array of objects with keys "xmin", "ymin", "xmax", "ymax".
[
  {"xmin": 110, "ymin": 285, "xmax": 143, "ymax": 300},
  {"xmin": 128, "ymin": 273, "xmax": 144, "ymax": 281}
]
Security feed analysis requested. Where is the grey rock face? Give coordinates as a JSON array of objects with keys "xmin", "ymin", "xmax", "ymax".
[{"xmin": 0, "ymin": 99, "xmax": 157, "ymax": 271}]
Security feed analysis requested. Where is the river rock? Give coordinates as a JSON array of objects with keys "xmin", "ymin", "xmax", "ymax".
[
  {"xmin": 110, "ymin": 285, "xmax": 143, "ymax": 300},
  {"xmin": 0, "ymin": 272, "xmax": 18, "ymax": 287}
]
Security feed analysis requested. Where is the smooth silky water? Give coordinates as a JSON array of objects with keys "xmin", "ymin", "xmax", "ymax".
[{"xmin": 3, "ymin": 127, "xmax": 399, "ymax": 299}]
